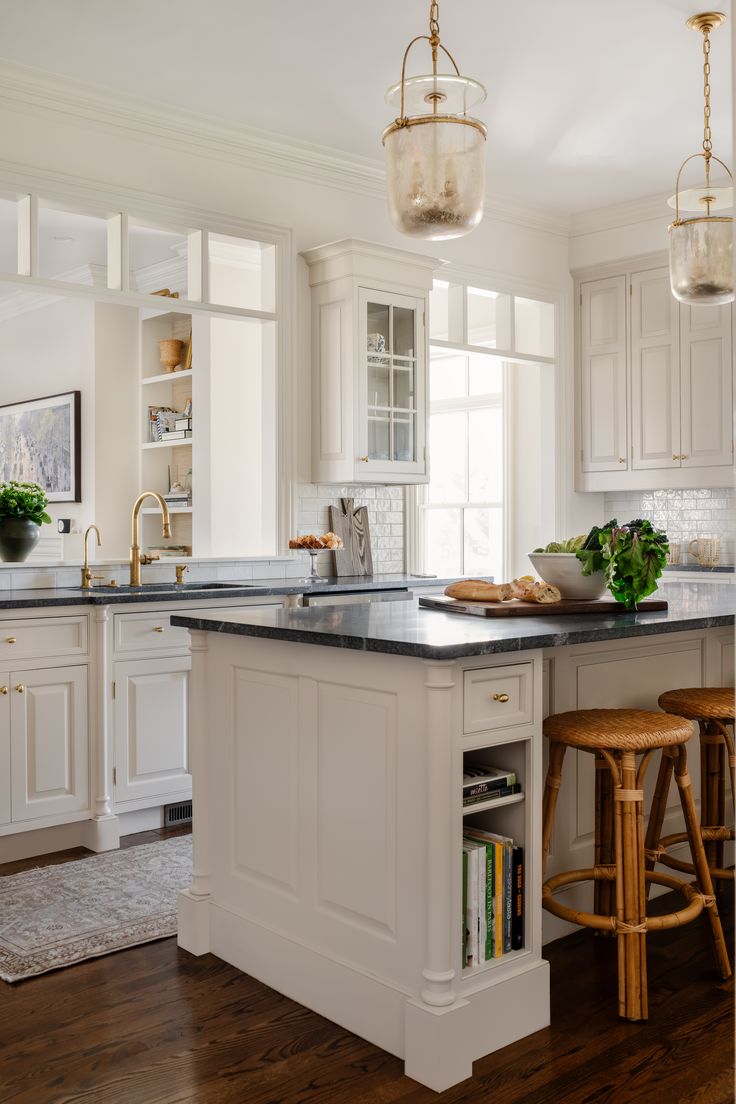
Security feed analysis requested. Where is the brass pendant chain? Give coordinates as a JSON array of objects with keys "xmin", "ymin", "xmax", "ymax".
[{"xmin": 702, "ymin": 23, "xmax": 712, "ymax": 188}]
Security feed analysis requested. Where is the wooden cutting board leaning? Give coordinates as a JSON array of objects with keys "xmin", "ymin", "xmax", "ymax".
[
  {"xmin": 418, "ymin": 596, "xmax": 669, "ymax": 618},
  {"xmin": 328, "ymin": 497, "xmax": 373, "ymax": 577}
]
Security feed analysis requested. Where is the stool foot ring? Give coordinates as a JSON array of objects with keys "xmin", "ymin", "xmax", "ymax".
[
  {"xmin": 542, "ymin": 868, "xmax": 704, "ymax": 932},
  {"xmin": 656, "ymin": 828, "xmax": 735, "ymax": 882}
]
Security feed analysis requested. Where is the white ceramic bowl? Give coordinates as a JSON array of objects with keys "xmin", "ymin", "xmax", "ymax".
[{"xmin": 527, "ymin": 552, "xmax": 607, "ymax": 600}]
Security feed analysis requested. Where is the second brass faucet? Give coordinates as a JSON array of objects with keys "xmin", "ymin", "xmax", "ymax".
[
  {"xmin": 130, "ymin": 492, "xmax": 171, "ymax": 586},
  {"xmin": 81, "ymin": 525, "xmax": 104, "ymax": 589}
]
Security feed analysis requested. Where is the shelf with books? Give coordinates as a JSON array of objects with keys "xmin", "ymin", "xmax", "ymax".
[
  {"xmin": 142, "ymin": 368, "xmax": 193, "ymax": 386},
  {"xmin": 461, "ymin": 739, "xmax": 530, "ymax": 976}
]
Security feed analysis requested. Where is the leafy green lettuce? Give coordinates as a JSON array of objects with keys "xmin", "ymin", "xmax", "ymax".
[{"xmin": 576, "ymin": 518, "xmax": 669, "ymax": 610}]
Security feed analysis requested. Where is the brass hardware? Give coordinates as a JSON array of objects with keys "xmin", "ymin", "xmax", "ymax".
[
  {"xmin": 681, "ymin": 453, "xmax": 689, "ymax": 460},
  {"xmin": 175, "ymin": 564, "xmax": 188, "ymax": 585},
  {"xmin": 151, "ymin": 288, "xmax": 180, "ymax": 299},
  {"xmin": 618, "ymin": 457, "xmax": 626, "ymax": 464},
  {"xmin": 130, "ymin": 492, "xmax": 171, "ymax": 586},
  {"xmin": 15, "ymin": 684, "xmax": 24, "ymax": 693},
  {"xmin": 153, "ymin": 626, "xmax": 165, "ymax": 633},
  {"xmin": 5, "ymin": 637, "xmax": 16, "ymax": 644},
  {"xmin": 113, "ymin": 767, "xmax": 117, "ymax": 785},
  {"xmin": 0, "ymin": 686, "xmax": 7, "ymax": 695},
  {"xmin": 673, "ymin": 453, "xmax": 679, "ymax": 460},
  {"xmin": 81, "ymin": 524, "xmax": 103, "ymax": 589},
  {"xmin": 108, "ymin": 579, "xmax": 119, "ymax": 587},
  {"xmin": 493, "ymin": 692, "xmax": 510, "ymax": 703},
  {"xmin": 359, "ymin": 456, "xmax": 370, "ymax": 462}
]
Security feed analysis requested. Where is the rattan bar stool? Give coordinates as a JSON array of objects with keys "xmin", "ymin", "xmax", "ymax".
[
  {"xmin": 646, "ymin": 687, "xmax": 735, "ymax": 884},
  {"xmin": 541, "ymin": 708, "xmax": 731, "ymax": 1022}
]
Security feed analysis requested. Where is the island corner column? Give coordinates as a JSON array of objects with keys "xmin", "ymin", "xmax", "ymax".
[
  {"xmin": 404, "ymin": 658, "xmax": 472, "ymax": 1093},
  {"xmin": 178, "ymin": 628, "xmax": 212, "ymax": 955}
]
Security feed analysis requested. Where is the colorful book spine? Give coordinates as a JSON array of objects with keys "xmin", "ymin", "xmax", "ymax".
[
  {"xmin": 503, "ymin": 839, "xmax": 513, "ymax": 953},
  {"xmin": 477, "ymin": 842, "xmax": 487, "ymax": 964},
  {"xmin": 462, "ymin": 783, "xmax": 522, "ymax": 807},
  {"xmin": 512, "ymin": 846, "xmax": 524, "ymax": 951},
  {"xmin": 494, "ymin": 839, "xmax": 503, "ymax": 957}
]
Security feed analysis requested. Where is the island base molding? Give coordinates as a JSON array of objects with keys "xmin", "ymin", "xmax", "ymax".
[{"xmin": 179, "ymin": 895, "xmax": 550, "ymax": 1093}]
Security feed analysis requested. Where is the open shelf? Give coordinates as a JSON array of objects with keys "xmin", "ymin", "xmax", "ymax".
[
  {"xmin": 140, "ymin": 506, "xmax": 192, "ymax": 515},
  {"xmin": 463, "ymin": 792, "xmax": 524, "ymax": 817},
  {"xmin": 142, "ymin": 368, "xmax": 193, "ymax": 386},
  {"xmin": 141, "ymin": 439, "xmax": 194, "ymax": 450}
]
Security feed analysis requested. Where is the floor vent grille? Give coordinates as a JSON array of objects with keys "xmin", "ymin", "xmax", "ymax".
[{"xmin": 164, "ymin": 800, "xmax": 193, "ymax": 827}]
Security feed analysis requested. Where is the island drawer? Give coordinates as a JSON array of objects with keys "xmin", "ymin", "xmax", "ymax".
[
  {"xmin": 463, "ymin": 662, "xmax": 533, "ymax": 734},
  {"xmin": 114, "ymin": 612, "xmax": 191, "ymax": 654},
  {"xmin": 0, "ymin": 616, "xmax": 88, "ymax": 660}
]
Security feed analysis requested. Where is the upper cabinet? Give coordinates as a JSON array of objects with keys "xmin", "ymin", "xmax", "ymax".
[
  {"xmin": 302, "ymin": 239, "xmax": 439, "ymax": 484},
  {"xmin": 576, "ymin": 260, "xmax": 733, "ymax": 491}
]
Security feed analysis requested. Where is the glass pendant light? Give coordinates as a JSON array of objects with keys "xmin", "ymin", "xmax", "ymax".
[
  {"xmin": 668, "ymin": 12, "xmax": 734, "ymax": 305},
  {"xmin": 382, "ymin": 1, "xmax": 487, "ymax": 241}
]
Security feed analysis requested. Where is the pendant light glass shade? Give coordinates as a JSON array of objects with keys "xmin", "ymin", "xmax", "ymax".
[
  {"xmin": 382, "ymin": 3, "xmax": 487, "ymax": 241},
  {"xmin": 668, "ymin": 13, "xmax": 734, "ymax": 305}
]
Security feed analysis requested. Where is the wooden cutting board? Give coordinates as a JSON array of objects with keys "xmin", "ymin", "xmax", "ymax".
[
  {"xmin": 418, "ymin": 595, "xmax": 668, "ymax": 618},
  {"xmin": 328, "ymin": 498, "xmax": 373, "ymax": 577}
]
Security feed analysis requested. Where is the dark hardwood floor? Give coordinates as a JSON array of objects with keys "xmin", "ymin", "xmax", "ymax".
[{"xmin": 0, "ymin": 829, "xmax": 732, "ymax": 1104}]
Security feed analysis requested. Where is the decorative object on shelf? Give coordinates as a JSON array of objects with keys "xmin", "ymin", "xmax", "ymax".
[
  {"xmin": 0, "ymin": 481, "xmax": 52, "ymax": 562},
  {"xmin": 688, "ymin": 535, "xmax": 721, "ymax": 565},
  {"xmin": 151, "ymin": 288, "xmax": 181, "ymax": 299},
  {"xmin": 159, "ymin": 338, "xmax": 185, "ymax": 373},
  {"xmin": 666, "ymin": 544, "xmax": 682, "ymax": 565},
  {"xmin": 382, "ymin": 0, "xmax": 487, "ymax": 240},
  {"xmin": 367, "ymin": 332, "xmax": 386, "ymax": 353},
  {"xmin": 328, "ymin": 497, "xmax": 373, "ymax": 576},
  {"xmin": 0, "ymin": 391, "xmax": 81, "ymax": 502},
  {"xmin": 183, "ymin": 334, "xmax": 193, "ymax": 370},
  {"xmin": 668, "ymin": 11, "xmax": 733, "ymax": 305}
]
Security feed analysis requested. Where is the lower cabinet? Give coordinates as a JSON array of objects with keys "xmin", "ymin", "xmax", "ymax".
[
  {"xmin": 7, "ymin": 664, "xmax": 89, "ymax": 822},
  {"xmin": 113, "ymin": 654, "xmax": 191, "ymax": 805}
]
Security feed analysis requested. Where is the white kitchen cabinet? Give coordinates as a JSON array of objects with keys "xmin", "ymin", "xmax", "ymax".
[
  {"xmin": 9, "ymin": 665, "xmax": 89, "ymax": 822},
  {"xmin": 0, "ymin": 682, "xmax": 9, "ymax": 825},
  {"xmin": 576, "ymin": 256, "xmax": 734, "ymax": 491},
  {"xmin": 113, "ymin": 655, "xmax": 191, "ymax": 805},
  {"xmin": 302, "ymin": 239, "xmax": 439, "ymax": 484},
  {"xmin": 580, "ymin": 275, "xmax": 628, "ymax": 473}
]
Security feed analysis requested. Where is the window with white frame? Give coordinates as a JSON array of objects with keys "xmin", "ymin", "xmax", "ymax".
[{"xmin": 413, "ymin": 279, "xmax": 557, "ymax": 580}]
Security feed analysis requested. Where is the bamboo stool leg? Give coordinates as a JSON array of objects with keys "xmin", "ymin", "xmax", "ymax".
[
  {"xmin": 701, "ymin": 722, "xmax": 722, "ymax": 872},
  {"xmin": 594, "ymin": 755, "xmax": 615, "ymax": 920},
  {"xmin": 542, "ymin": 741, "xmax": 566, "ymax": 879},
  {"xmin": 644, "ymin": 748, "xmax": 674, "ymax": 894},
  {"xmin": 672, "ymin": 745, "xmax": 732, "ymax": 980},
  {"xmin": 614, "ymin": 750, "xmax": 647, "ymax": 1021}
]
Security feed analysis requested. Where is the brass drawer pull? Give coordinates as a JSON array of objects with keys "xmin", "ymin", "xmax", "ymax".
[
  {"xmin": 15, "ymin": 684, "xmax": 24, "ymax": 694},
  {"xmin": 5, "ymin": 637, "xmax": 16, "ymax": 644},
  {"xmin": 493, "ymin": 692, "xmax": 510, "ymax": 703},
  {"xmin": 0, "ymin": 686, "xmax": 7, "ymax": 695},
  {"xmin": 153, "ymin": 626, "xmax": 165, "ymax": 633}
]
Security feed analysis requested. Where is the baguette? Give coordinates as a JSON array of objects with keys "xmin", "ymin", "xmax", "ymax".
[
  {"xmin": 511, "ymin": 577, "xmax": 561, "ymax": 604},
  {"xmin": 444, "ymin": 579, "xmax": 513, "ymax": 603}
]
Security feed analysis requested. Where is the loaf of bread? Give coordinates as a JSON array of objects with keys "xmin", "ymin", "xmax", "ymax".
[
  {"xmin": 511, "ymin": 577, "xmax": 561, "ymax": 604},
  {"xmin": 444, "ymin": 579, "xmax": 513, "ymax": 602}
]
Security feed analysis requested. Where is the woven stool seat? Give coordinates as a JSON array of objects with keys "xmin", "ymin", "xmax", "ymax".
[
  {"xmin": 658, "ymin": 687, "xmax": 734, "ymax": 721},
  {"xmin": 543, "ymin": 708, "xmax": 693, "ymax": 751}
]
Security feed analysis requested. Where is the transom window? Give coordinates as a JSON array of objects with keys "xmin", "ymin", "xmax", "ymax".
[{"xmin": 414, "ymin": 279, "xmax": 557, "ymax": 581}]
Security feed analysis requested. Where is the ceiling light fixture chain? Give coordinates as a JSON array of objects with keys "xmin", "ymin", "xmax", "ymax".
[{"xmin": 701, "ymin": 22, "xmax": 712, "ymax": 176}]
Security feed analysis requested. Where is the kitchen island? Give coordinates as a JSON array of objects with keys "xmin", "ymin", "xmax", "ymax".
[{"xmin": 172, "ymin": 583, "xmax": 735, "ymax": 1092}]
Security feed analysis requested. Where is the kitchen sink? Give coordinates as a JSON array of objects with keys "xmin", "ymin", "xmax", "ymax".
[{"xmin": 71, "ymin": 581, "xmax": 257, "ymax": 592}]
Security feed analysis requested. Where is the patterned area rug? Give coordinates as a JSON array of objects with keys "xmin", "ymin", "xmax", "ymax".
[{"xmin": 0, "ymin": 835, "xmax": 192, "ymax": 982}]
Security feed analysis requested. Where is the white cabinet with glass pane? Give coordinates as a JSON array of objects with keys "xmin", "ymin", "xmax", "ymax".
[{"xmin": 303, "ymin": 239, "xmax": 439, "ymax": 484}]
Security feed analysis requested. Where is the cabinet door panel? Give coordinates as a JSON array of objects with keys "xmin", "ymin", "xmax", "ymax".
[
  {"xmin": 630, "ymin": 268, "xmax": 680, "ymax": 469},
  {"xmin": 0, "ymin": 673, "xmax": 9, "ymax": 825},
  {"xmin": 580, "ymin": 276, "xmax": 627, "ymax": 471},
  {"xmin": 113, "ymin": 655, "xmax": 190, "ymax": 805},
  {"xmin": 10, "ymin": 665, "xmax": 88, "ymax": 822},
  {"xmin": 680, "ymin": 303, "xmax": 733, "ymax": 468}
]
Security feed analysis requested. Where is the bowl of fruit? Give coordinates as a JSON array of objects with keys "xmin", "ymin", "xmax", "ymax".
[{"xmin": 528, "ymin": 535, "xmax": 607, "ymax": 600}]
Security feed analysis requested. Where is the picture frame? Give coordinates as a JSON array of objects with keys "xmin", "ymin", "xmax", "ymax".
[{"xmin": 0, "ymin": 391, "xmax": 81, "ymax": 502}]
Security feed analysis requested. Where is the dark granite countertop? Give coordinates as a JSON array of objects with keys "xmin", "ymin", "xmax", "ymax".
[
  {"xmin": 0, "ymin": 574, "xmax": 453, "ymax": 610},
  {"xmin": 170, "ymin": 582, "xmax": 736, "ymax": 661}
]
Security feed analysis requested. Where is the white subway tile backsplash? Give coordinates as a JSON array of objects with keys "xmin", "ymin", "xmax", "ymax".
[
  {"xmin": 603, "ymin": 486, "xmax": 735, "ymax": 564},
  {"xmin": 296, "ymin": 482, "xmax": 405, "ymax": 575}
]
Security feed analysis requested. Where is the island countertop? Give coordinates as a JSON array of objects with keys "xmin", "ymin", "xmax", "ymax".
[{"xmin": 170, "ymin": 580, "xmax": 736, "ymax": 661}]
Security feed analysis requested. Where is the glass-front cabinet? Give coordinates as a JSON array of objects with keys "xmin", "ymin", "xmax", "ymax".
[{"xmin": 303, "ymin": 239, "xmax": 437, "ymax": 485}]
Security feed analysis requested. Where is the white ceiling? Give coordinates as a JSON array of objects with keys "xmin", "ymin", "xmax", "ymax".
[{"xmin": 0, "ymin": 0, "xmax": 732, "ymax": 214}]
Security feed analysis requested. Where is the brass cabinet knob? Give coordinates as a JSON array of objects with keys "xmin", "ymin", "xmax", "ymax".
[
  {"xmin": 5, "ymin": 637, "xmax": 16, "ymax": 644},
  {"xmin": 492, "ymin": 692, "xmax": 510, "ymax": 703},
  {"xmin": 15, "ymin": 684, "xmax": 24, "ymax": 693},
  {"xmin": 0, "ymin": 686, "xmax": 7, "ymax": 695},
  {"xmin": 153, "ymin": 626, "xmax": 165, "ymax": 633},
  {"xmin": 681, "ymin": 454, "xmax": 689, "ymax": 460},
  {"xmin": 672, "ymin": 454, "xmax": 679, "ymax": 461},
  {"xmin": 358, "ymin": 456, "xmax": 370, "ymax": 463},
  {"xmin": 618, "ymin": 457, "xmax": 626, "ymax": 464}
]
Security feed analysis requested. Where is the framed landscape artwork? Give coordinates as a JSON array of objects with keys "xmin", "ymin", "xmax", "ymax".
[{"xmin": 0, "ymin": 391, "xmax": 81, "ymax": 502}]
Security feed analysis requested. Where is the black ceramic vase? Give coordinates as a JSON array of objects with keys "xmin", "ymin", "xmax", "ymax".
[{"xmin": 0, "ymin": 517, "xmax": 40, "ymax": 561}]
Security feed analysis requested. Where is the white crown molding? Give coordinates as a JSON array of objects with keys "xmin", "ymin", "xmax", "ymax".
[
  {"xmin": 571, "ymin": 174, "xmax": 733, "ymax": 238},
  {"xmin": 0, "ymin": 58, "xmax": 571, "ymax": 238}
]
